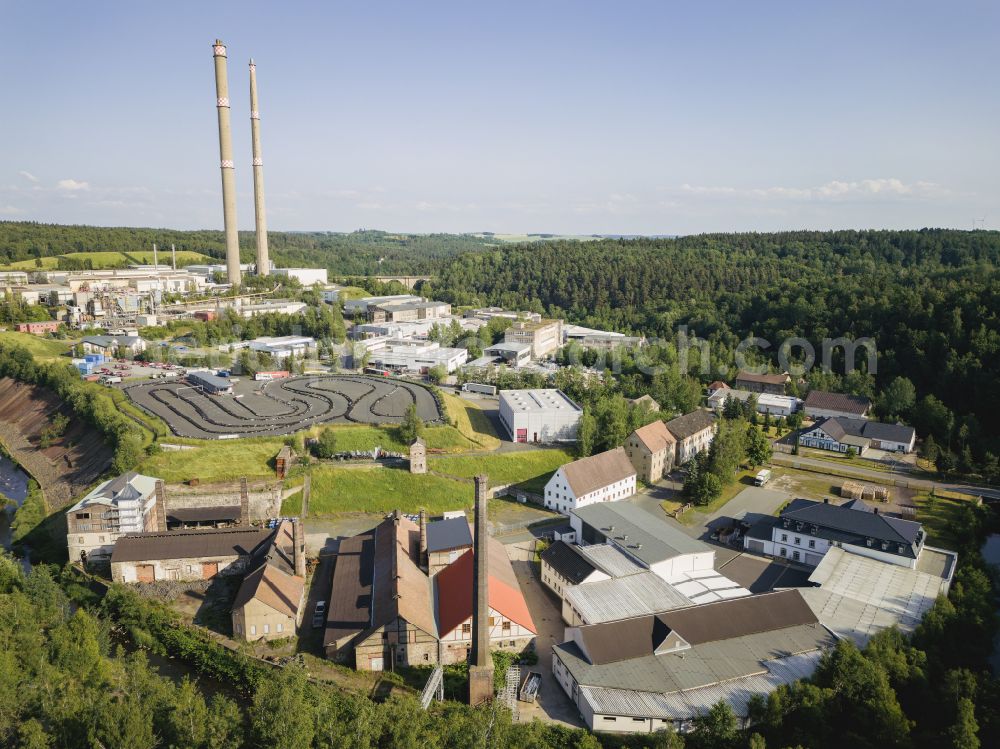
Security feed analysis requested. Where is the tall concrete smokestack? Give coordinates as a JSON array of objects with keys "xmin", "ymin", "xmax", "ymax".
[
  {"xmin": 152, "ymin": 243, "xmax": 158, "ymax": 268},
  {"xmin": 171, "ymin": 243, "xmax": 177, "ymax": 270},
  {"xmin": 248, "ymin": 59, "xmax": 270, "ymax": 277},
  {"xmin": 468, "ymin": 474, "xmax": 494, "ymax": 705},
  {"xmin": 212, "ymin": 40, "xmax": 241, "ymax": 285}
]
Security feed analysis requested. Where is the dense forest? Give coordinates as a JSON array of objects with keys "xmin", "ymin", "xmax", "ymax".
[
  {"xmin": 434, "ymin": 230, "xmax": 1000, "ymax": 458},
  {"xmin": 0, "ymin": 222, "xmax": 493, "ymax": 275}
]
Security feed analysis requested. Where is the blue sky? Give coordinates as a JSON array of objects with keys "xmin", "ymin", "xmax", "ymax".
[{"xmin": 1, "ymin": 1, "xmax": 997, "ymax": 234}]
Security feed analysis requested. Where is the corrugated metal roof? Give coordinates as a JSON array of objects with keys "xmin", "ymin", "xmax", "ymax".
[
  {"xmin": 575, "ymin": 543, "xmax": 645, "ymax": 578},
  {"xmin": 578, "ymin": 649, "xmax": 822, "ymax": 721},
  {"xmin": 800, "ymin": 546, "xmax": 951, "ymax": 645},
  {"xmin": 571, "ymin": 503, "xmax": 709, "ymax": 566},
  {"xmin": 565, "ymin": 572, "xmax": 692, "ymax": 624},
  {"xmin": 111, "ymin": 527, "xmax": 272, "ymax": 563}
]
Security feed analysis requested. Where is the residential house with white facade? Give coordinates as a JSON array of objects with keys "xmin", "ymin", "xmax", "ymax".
[{"xmin": 544, "ymin": 448, "xmax": 636, "ymax": 513}]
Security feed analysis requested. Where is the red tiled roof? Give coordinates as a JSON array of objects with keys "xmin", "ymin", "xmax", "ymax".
[{"xmin": 435, "ymin": 539, "xmax": 536, "ymax": 637}]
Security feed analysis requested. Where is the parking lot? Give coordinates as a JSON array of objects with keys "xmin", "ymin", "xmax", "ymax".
[{"xmin": 126, "ymin": 374, "xmax": 445, "ymax": 438}]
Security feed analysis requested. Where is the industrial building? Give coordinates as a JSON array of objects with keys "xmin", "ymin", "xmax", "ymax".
[
  {"xmin": 186, "ymin": 370, "xmax": 234, "ymax": 395},
  {"xmin": 552, "ymin": 590, "xmax": 835, "ymax": 734},
  {"xmin": 323, "ymin": 479, "xmax": 536, "ymax": 671},
  {"xmin": 483, "ymin": 341, "xmax": 532, "ymax": 367},
  {"xmin": 797, "ymin": 545, "xmax": 956, "ymax": 645},
  {"xmin": 498, "ymin": 388, "xmax": 582, "ymax": 443},
  {"xmin": 65, "ymin": 472, "xmax": 160, "ymax": 563},
  {"xmin": 110, "ymin": 526, "xmax": 273, "ymax": 583},
  {"xmin": 271, "ymin": 267, "xmax": 328, "ymax": 285},
  {"xmin": 568, "ymin": 502, "xmax": 721, "ymax": 585},
  {"xmin": 503, "ymin": 318, "xmax": 564, "ymax": 359},
  {"xmin": 544, "ymin": 448, "xmax": 636, "ymax": 513},
  {"xmin": 222, "ymin": 335, "xmax": 317, "ymax": 361},
  {"xmin": 231, "ymin": 519, "xmax": 307, "ymax": 641},
  {"xmin": 367, "ymin": 339, "xmax": 469, "ymax": 374},
  {"xmin": 424, "ymin": 514, "xmax": 473, "ymax": 575},
  {"xmin": 706, "ymin": 388, "xmax": 800, "ymax": 417},
  {"xmin": 802, "ymin": 390, "xmax": 872, "ymax": 420}
]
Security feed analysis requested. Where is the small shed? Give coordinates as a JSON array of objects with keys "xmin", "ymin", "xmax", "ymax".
[
  {"xmin": 275, "ymin": 445, "xmax": 294, "ymax": 479},
  {"xmin": 409, "ymin": 437, "xmax": 427, "ymax": 475}
]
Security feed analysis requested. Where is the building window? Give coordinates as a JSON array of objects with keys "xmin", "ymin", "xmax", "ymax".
[
  {"xmin": 78, "ymin": 537, "xmax": 84, "ymax": 544},
  {"xmin": 808, "ymin": 539, "xmax": 816, "ymax": 549},
  {"xmin": 276, "ymin": 623, "xmax": 283, "ymax": 633},
  {"xmin": 502, "ymin": 621, "xmax": 511, "ymax": 632},
  {"xmin": 250, "ymin": 625, "xmax": 256, "ymax": 636},
  {"xmin": 793, "ymin": 551, "xmax": 800, "ymax": 562},
  {"xmin": 794, "ymin": 537, "xmax": 801, "ymax": 545},
  {"xmin": 423, "ymin": 653, "xmax": 429, "ymax": 662},
  {"xmin": 263, "ymin": 624, "xmax": 270, "ymax": 634},
  {"xmin": 781, "ymin": 534, "xmax": 788, "ymax": 542},
  {"xmin": 489, "ymin": 617, "xmax": 496, "ymax": 627},
  {"xmin": 779, "ymin": 548, "xmax": 787, "ymax": 557},
  {"xmin": 462, "ymin": 623, "xmax": 471, "ymax": 634}
]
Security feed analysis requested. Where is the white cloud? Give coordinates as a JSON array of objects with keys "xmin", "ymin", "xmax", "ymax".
[
  {"xmin": 17, "ymin": 171, "xmax": 38, "ymax": 183},
  {"xmin": 56, "ymin": 179, "xmax": 90, "ymax": 191},
  {"xmin": 680, "ymin": 178, "xmax": 945, "ymax": 202},
  {"xmin": 0, "ymin": 204, "xmax": 25, "ymax": 215}
]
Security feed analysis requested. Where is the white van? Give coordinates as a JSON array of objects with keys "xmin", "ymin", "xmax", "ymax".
[
  {"xmin": 754, "ymin": 469, "xmax": 772, "ymax": 486},
  {"xmin": 100, "ymin": 375, "xmax": 122, "ymax": 385}
]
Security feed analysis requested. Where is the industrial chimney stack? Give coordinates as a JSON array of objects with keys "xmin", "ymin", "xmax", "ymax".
[
  {"xmin": 212, "ymin": 40, "xmax": 241, "ymax": 285},
  {"xmin": 248, "ymin": 59, "xmax": 270, "ymax": 276},
  {"xmin": 468, "ymin": 474, "xmax": 494, "ymax": 705}
]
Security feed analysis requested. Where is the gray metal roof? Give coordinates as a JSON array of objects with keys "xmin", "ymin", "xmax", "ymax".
[
  {"xmin": 187, "ymin": 370, "xmax": 232, "ymax": 390},
  {"xmin": 571, "ymin": 502, "xmax": 709, "ymax": 566},
  {"xmin": 540, "ymin": 541, "xmax": 599, "ymax": 584},
  {"xmin": 564, "ymin": 572, "xmax": 693, "ymax": 624},
  {"xmin": 577, "ymin": 649, "xmax": 823, "ymax": 721},
  {"xmin": 424, "ymin": 517, "xmax": 472, "ymax": 553},
  {"xmin": 574, "ymin": 543, "xmax": 645, "ymax": 578},
  {"xmin": 557, "ymin": 615, "xmax": 832, "ymax": 696},
  {"xmin": 800, "ymin": 546, "xmax": 955, "ymax": 645}
]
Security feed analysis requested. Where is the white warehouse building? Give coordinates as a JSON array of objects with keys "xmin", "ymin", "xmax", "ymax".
[{"xmin": 498, "ymin": 388, "xmax": 582, "ymax": 443}]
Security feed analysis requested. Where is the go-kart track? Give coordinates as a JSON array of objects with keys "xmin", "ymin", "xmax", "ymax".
[{"xmin": 125, "ymin": 374, "xmax": 445, "ymax": 439}]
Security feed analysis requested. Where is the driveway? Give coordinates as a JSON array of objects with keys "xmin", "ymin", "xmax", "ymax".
[{"xmin": 505, "ymin": 540, "xmax": 584, "ymax": 727}]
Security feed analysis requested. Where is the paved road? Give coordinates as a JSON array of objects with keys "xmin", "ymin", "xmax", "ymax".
[
  {"xmin": 772, "ymin": 453, "xmax": 1000, "ymax": 500},
  {"xmin": 504, "ymin": 540, "xmax": 584, "ymax": 728}
]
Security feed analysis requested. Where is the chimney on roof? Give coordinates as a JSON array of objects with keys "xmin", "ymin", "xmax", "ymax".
[
  {"xmin": 155, "ymin": 480, "xmax": 167, "ymax": 531},
  {"xmin": 419, "ymin": 508, "xmax": 428, "ymax": 569},
  {"xmin": 468, "ymin": 474, "xmax": 494, "ymax": 705},
  {"xmin": 292, "ymin": 518, "xmax": 306, "ymax": 577},
  {"xmin": 240, "ymin": 477, "xmax": 250, "ymax": 525}
]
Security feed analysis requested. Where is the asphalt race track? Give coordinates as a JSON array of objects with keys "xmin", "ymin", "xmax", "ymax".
[{"xmin": 125, "ymin": 374, "xmax": 444, "ymax": 439}]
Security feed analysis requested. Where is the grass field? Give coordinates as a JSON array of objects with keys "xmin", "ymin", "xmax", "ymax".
[
  {"xmin": 429, "ymin": 448, "xmax": 573, "ymax": 487},
  {"xmin": 912, "ymin": 489, "xmax": 976, "ymax": 549},
  {"xmin": 139, "ymin": 439, "xmax": 284, "ymax": 483},
  {"xmin": 440, "ymin": 392, "xmax": 501, "ymax": 450},
  {"xmin": 0, "ymin": 257, "xmax": 60, "ymax": 270},
  {"xmin": 336, "ymin": 286, "xmax": 371, "ymax": 301},
  {"xmin": 128, "ymin": 250, "xmax": 213, "ymax": 265},
  {"xmin": 288, "ymin": 464, "xmax": 471, "ymax": 515},
  {"xmin": 0, "ymin": 331, "xmax": 71, "ymax": 361}
]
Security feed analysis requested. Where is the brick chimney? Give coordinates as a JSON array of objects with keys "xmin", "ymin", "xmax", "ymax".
[
  {"xmin": 155, "ymin": 480, "xmax": 168, "ymax": 532},
  {"xmin": 292, "ymin": 518, "xmax": 306, "ymax": 577},
  {"xmin": 239, "ymin": 477, "xmax": 249, "ymax": 525},
  {"xmin": 419, "ymin": 508, "xmax": 428, "ymax": 569},
  {"xmin": 468, "ymin": 474, "xmax": 494, "ymax": 705}
]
